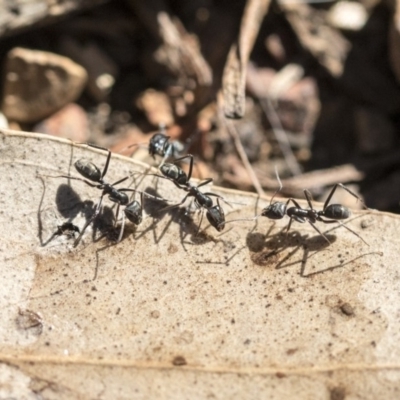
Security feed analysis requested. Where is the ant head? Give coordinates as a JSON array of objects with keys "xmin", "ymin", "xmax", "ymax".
[
  {"xmin": 124, "ymin": 201, "xmax": 143, "ymax": 225},
  {"xmin": 149, "ymin": 133, "xmax": 170, "ymax": 157},
  {"xmin": 207, "ymin": 207, "xmax": 225, "ymax": 231},
  {"xmin": 206, "ymin": 199, "xmax": 225, "ymax": 232}
]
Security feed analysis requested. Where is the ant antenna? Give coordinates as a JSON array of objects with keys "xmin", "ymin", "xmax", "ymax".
[
  {"xmin": 269, "ymin": 165, "xmax": 283, "ymax": 205},
  {"xmin": 217, "ymin": 166, "xmax": 284, "ymax": 229}
]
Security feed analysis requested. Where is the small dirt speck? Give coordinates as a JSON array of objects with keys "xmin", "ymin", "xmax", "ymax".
[
  {"xmin": 172, "ymin": 356, "xmax": 187, "ymax": 366},
  {"xmin": 330, "ymin": 386, "xmax": 346, "ymax": 400},
  {"xmin": 340, "ymin": 303, "xmax": 354, "ymax": 316},
  {"xmin": 16, "ymin": 309, "xmax": 43, "ymax": 336},
  {"xmin": 251, "ymin": 250, "xmax": 278, "ymax": 266},
  {"xmin": 168, "ymin": 243, "xmax": 178, "ymax": 254}
]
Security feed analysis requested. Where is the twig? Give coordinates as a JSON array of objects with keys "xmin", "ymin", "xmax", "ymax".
[
  {"xmin": 260, "ymin": 97, "xmax": 302, "ymax": 176},
  {"xmin": 223, "ymin": 118, "xmax": 265, "ymax": 197},
  {"xmin": 258, "ymin": 164, "xmax": 365, "ymax": 197},
  {"xmin": 222, "ymin": 0, "xmax": 271, "ymax": 118}
]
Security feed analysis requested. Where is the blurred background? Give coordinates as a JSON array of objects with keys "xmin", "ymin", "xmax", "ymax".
[{"xmin": 1, "ymin": 0, "xmax": 400, "ymax": 212}]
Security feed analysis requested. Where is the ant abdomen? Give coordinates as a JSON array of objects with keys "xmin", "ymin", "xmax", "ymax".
[
  {"xmin": 160, "ymin": 163, "xmax": 188, "ymax": 185},
  {"xmin": 324, "ymin": 204, "xmax": 351, "ymax": 220},
  {"xmin": 261, "ymin": 202, "xmax": 286, "ymax": 220},
  {"xmin": 75, "ymin": 159, "xmax": 102, "ymax": 182}
]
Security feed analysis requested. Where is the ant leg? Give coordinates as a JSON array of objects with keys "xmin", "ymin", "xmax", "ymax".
[
  {"xmin": 140, "ymin": 191, "xmax": 144, "ymax": 210},
  {"xmin": 114, "ymin": 204, "xmax": 120, "ymax": 227},
  {"xmin": 201, "ymin": 192, "xmax": 229, "ymax": 207},
  {"xmin": 101, "ymin": 149, "xmax": 111, "ymax": 179},
  {"xmin": 159, "ymin": 138, "xmax": 172, "ymax": 165},
  {"xmin": 172, "ymin": 154, "xmax": 194, "ymax": 181},
  {"xmin": 335, "ymin": 221, "xmax": 369, "ymax": 245},
  {"xmin": 117, "ymin": 212, "xmax": 126, "ymax": 243},
  {"xmin": 118, "ymin": 189, "xmax": 167, "ymax": 202},
  {"xmin": 323, "ymin": 183, "xmax": 367, "ymax": 211},
  {"xmin": 39, "ymin": 174, "xmax": 100, "ymax": 188},
  {"xmin": 160, "ymin": 193, "xmax": 190, "ymax": 213},
  {"xmin": 307, "ymin": 220, "xmax": 331, "ymax": 244},
  {"xmin": 196, "ymin": 178, "xmax": 213, "ymax": 189},
  {"xmin": 116, "ymin": 137, "xmax": 154, "ymax": 156},
  {"xmin": 111, "ymin": 175, "xmax": 130, "ymax": 187},
  {"xmin": 145, "ymin": 172, "xmax": 189, "ymax": 190},
  {"xmin": 269, "ymin": 165, "xmax": 283, "ymax": 204},
  {"xmin": 303, "ymin": 190, "xmax": 314, "ymax": 209},
  {"xmin": 289, "ymin": 198, "xmax": 303, "ymax": 209},
  {"xmin": 285, "ymin": 217, "xmax": 294, "ymax": 235},
  {"xmin": 195, "ymin": 209, "xmax": 205, "ymax": 236},
  {"xmin": 319, "ymin": 217, "xmax": 369, "ymax": 245},
  {"xmin": 74, "ymin": 193, "xmax": 105, "ymax": 247}
]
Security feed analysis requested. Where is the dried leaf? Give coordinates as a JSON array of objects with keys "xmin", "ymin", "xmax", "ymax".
[{"xmin": 0, "ymin": 130, "xmax": 397, "ymax": 399}]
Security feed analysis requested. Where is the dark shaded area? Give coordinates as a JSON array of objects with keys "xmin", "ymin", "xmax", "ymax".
[{"xmin": 1, "ymin": 0, "xmax": 400, "ymax": 214}]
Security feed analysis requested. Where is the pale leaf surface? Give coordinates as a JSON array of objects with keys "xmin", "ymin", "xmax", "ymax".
[{"xmin": 0, "ymin": 130, "xmax": 397, "ymax": 399}]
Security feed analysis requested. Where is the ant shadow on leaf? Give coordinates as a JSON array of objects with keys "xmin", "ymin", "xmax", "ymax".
[
  {"xmin": 136, "ymin": 186, "xmax": 222, "ymax": 251},
  {"xmin": 246, "ymin": 223, "xmax": 381, "ymax": 277},
  {"xmin": 37, "ymin": 178, "xmax": 119, "ymax": 247}
]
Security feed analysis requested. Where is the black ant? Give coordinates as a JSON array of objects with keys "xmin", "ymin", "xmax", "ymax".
[
  {"xmin": 223, "ymin": 170, "xmax": 368, "ymax": 244},
  {"xmin": 152, "ymin": 154, "xmax": 228, "ymax": 233},
  {"xmin": 45, "ymin": 144, "xmax": 165, "ymax": 246},
  {"xmin": 52, "ymin": 222, "xmax": 80, "ymax": 240},
  {"xmin": 148, "ymin": 131, "xmax": 185, "ymax": 161},
  {"xmin": 284, "ymin": 185, "xmax": 368, "ymax": 245},
  {"xmin": 41, "ymin": 222, "xmax": 81, "ymax": 246},
  {"xmin": 122, "ymin": 125, "xmax": 188, "ymax": 164}
]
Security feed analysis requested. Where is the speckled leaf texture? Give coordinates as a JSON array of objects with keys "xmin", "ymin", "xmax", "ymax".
[{"xmin": 0, "ymin": 130, "xmax": 398, "ymax": 400}]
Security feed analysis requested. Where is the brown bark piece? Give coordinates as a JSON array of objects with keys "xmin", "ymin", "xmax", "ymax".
[
  {"xmin": 127, "ymin": 0, "xmax": 212, "ymax": 87},
  {"xmin": 59, "ymin": 38, "xmax": 119, "ymax": 102},
  {"xmin": 1, "ymin": 47, "xmax": 88, "ymax": 123},
  {"xmin": 259, "ymin": 164, "xmax": 365, "ymax": 198},
  {"xmin": 0, "ymin": 0, "xmax": 108, "ymax": 38},
  {"xmin": 389, "ymin": 0, "xmax": 400, "ymax": 84},
  {"xmin": 136, "ymin": 89, "xmax": 174, "ymax": 127},
  {"xmin": 222, "ymin": 0, "xmax": 271, "ymax": 119},
  {"xmin": 280, "ymin": 2, "xmax": 351, "ymax": 77},
  {"xmin": 33, "ymin": 103, "xmax": 89, "ymax": 143}
]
